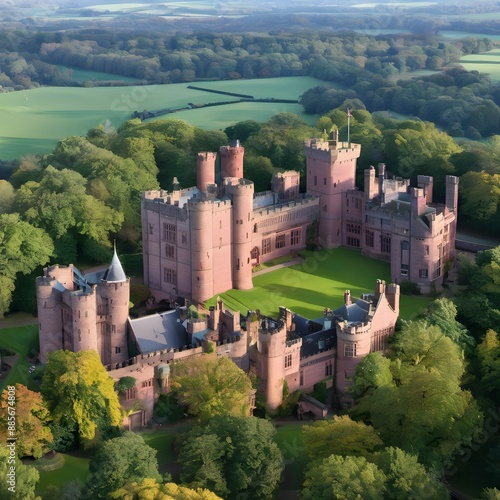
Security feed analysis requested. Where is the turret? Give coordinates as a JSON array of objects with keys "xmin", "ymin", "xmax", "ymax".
[
  {"xmin": 36, "ymin": 275, "xmax": 64, "ymax": 363},
  {"xmin": 374, "ymin": 279, "xmax": 386, "ymax": 303},
  {"xmin": 344, "ymin": 290, "xmax": 351, "ymax": 306},
  {"xmin": 225, "ymin": 179, "xmax": 254, "ymax": 290},
  {"xmin": 101, "ymin": 246, "xmax": 130, "ymax": 364},
  {"xmin": 378, "ymin": 163, "xmax": 386, "ymax": 205},
  {"xmin": 258, "ymin": 318, "xmax": 286, "ymax": 410},
  {"xmin": 220, "ymin": 142, "xmax": 244, "ymax": 179},
  {"xmin": 197, "ymin": 152, "xmax": 217, "ymax": 193},
  {"xmin": 364, "ymin": 166, "xmax": 377, "ymax": 201},
  {"xmin": 189, "ymin": 198, "xmax": 215, "ymax": 303},
  {"xmin": 69, "ymin": 288, "xmax": 99, "ymax": 355}
]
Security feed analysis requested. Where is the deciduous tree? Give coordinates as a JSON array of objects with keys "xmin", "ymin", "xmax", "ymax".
[
  {"xmin": 40, "ymin": 350, "xmax": 122, "ymax": 441},
  {"xmin": 171, "ymin": 356, "xmax": 253, "ymax": 422}
]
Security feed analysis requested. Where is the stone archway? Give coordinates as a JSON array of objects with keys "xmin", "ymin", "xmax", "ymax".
[{"xmin": 251, "ymin": 246, "xmax": 260, "ymax": 266}]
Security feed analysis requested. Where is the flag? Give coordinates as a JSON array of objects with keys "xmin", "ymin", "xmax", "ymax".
[{"xmin": 347, "ymin": 108, "xmax": 352, "ymax": 117}]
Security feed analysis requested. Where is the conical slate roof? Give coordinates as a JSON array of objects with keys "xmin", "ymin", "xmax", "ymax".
[{"xmin": 104, "ymin": 245, "xmax": 127, "ymax": 283}]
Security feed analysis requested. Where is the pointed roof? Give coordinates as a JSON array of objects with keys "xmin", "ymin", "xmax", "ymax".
[{"xmin": 104, "ymin": 244, "xmax": 127, "ymax": 283}]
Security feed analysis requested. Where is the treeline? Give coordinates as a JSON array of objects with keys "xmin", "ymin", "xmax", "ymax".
[{"xmin": 0, "ymin": 29, "xmax": 483, "ymax": 91}]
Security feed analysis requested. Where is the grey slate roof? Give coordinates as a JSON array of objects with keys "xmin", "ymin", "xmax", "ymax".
[
  {"xmin": 129, "ymin": 309, "xmax": 189, "ymax": 353},
  {"xmin": 300, "ymin": 327, "xmax": 336, "ymax": 358},
  {"xmin": 333, "ymin": 299, "xmax": 371, "ymax": 323}
]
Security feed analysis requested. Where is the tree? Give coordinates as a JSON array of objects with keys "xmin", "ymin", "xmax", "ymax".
[
  {"xmin": 302, "ymin": 415, "xmax": 382, "ymax": 461},
  {"xmin": 424, "ymin": 298, "xmax": 475, "ymax": 355},
  {"xmin": 351, "ymin": 322, "xmax": 483, "ymax": 469},
  {"xmin": 0, "ymin": 213, "xmax": 53, "ymax": 316},
  {"xmin": 171, "ymin": 356, "xmax": 253, "ymax": 422},
  {"xmin": 0, "ymin": 180, "xmax": 15, "ymax": 214},
  {"xmin": 374, "ymin": 447, "xmax": 448, "ymax": 499},
  {"xmin": 0, "ymin": 446, "xmax": 39, "ymax": 500},
  {"xmin": 301, "ymin": 454, "xmax": 386, "ymax": 500},
  {"xmin": 111, "ymin": 479, "xmax": 222, "ymax": 500},
  {"xmin": 243, "ymin": 156, "xmax": 274, "ymax": 192},
  {"xmin": 0, "ymin": 384, "xmax": 53, "ymax": 459},
  {"xmin": 40, "ymin": 350, "xmax": 122, "ymax": 441},
  {"xmin": 86, "ymin": 432, "xmax": 161, "ymax": 499},
  {"xmin": 349, "ymin": 352, "xmax": 393, "ymax": 398},
  {"xmin": 178, "ymin": 416, "xmax": 283, "ymax": 499},
  {"xmin": 481, "ymin": 488, "xmax": 500, "ymax": 500},
  {"xmin": 477, "ymin": 329, "xmax": 500, "ymax": 400}
]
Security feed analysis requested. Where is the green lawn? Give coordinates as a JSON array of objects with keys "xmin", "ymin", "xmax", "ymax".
[
  {"xmin": 0, "ymin": 325, "xmax": 39, "ymax": 392},
  {"xmin": 35, "ymin": 453, "xmax": 90, "ymax": 495},
  {"xmin": 208, "ymin": 248, "xmax": 432, "ymax": 321}
]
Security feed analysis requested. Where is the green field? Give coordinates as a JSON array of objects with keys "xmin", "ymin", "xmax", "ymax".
[
  {"xmin": 0, "ymin": 76, "xmax": 325, "ymax": 161},
  {"xmin": 207, "ymin": 248, "xmax": 433, "ymax": 321},
  {"xmin": 35, "ymin": 452, "xmax": 91, "ymax": 495},
  {"xmin": 454, "ymin": 49, "xmax": 500, "ymax": 82}
]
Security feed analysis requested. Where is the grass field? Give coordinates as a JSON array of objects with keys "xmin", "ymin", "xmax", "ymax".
[
  {"xmin": 0, "ymin": 76, "xmax": 326, "ymax": 161},
  {"xmin": 35, "ymin": 452, "xmax": 91, "ymax": 495},
  {"xmin": 207, "ymin": 248, "xmax": 433, "ymax": 321},
  {"xmin": 454, "ymin": 49, "xmax": 500, "ymax": 82}
]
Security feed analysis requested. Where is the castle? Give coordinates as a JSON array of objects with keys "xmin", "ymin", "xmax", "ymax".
[
  {"xmin": 142, "ymin": 133, "xmax": 458, "ymax": 301},
  {"xmin": 36, "ymin": 131, "xmax": 458, "ymax": 425}
]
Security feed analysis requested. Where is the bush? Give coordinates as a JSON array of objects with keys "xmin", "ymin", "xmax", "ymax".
[
  {"xmin": 400, "ymin": 281, "xmax": 421, "ymax": 295},
  {"xmin": 153, "ymin": 394, "xmax": 185, "ymax": 424}
]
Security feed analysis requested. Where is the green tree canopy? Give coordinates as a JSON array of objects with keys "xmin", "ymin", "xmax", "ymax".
[
  {"xmin": 178, "ymin": 416, "xmax": 284, "ymax": 499},
  {"xmin": 0, "ymin": 446, "xmax": 39, "ymax": 500},
  {"xmin": 40, "ymin": 350, "xmax": 122, "ymax": 441},
  {"xmin": 351, "ymin": 322, "xmax": 483, "ymax": 468},
  {"xmin": 0, "ymin": 213, "xmax": 53, "ymax": 316},
  {"xmin": 301, "ymin": 454, "xmax": 386, "ymax": 500},
  {"xmin": 302, "ymin": 415, "xmax": 383, "ymax": 461},
  {"xmin": 171, "ymin": 356, "xmax": 253, "ymax": 422},
  {"xmin": 86, "ymin": 431, "xmax": 161, "ymax": 499}
]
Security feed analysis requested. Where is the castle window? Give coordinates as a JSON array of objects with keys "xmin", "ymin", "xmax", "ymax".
[
  {"xmin": 163, "ymin": 223, "xmax": 176, "ymax": 243},
  {"xmin": 346, "ymin": 223, "xmax": 361, "ymax": 235},
  {"xmin": 142, "ymin": 379, "xmax": 153, "ymax": 388},
  {"xmin": 355, "ymin": 197, "xmax": 359, "ymax": 209},
  {"xmin": 165, "ymin": 244, "xmax": 175, "ymax": 260},
  {"xmin": 285, "ymin": 354, "xmax": 292, "ymax": 368},
  {"xmin": 291, "ymin": 229, "xmax": 301, "ymax": 246},
  {"xmin": 78, "ymin": 329, "xmax": 81, "ymax": 342},
  {"xmin": 419, "ymin": 268, "xmax": 428, "ymax": 278},
  {"xmin": 381, "ymin": 235, "xmax": 391, "ymax": 253},
  {"xmin": 346, "ymin": 236, "xmax": 360, "ymax": 248},
  {"xmin": 325, "ymin": 362, "xmax": 333, "ymax": 377},
  {"xmin": 182, "ymin": 233, "xmax": 187, "ymax": 245},
  {"xmin": 163, "ymin": 267, "xmax": 177, "ymax": 285},
  {"xmin": 401, "ymin": 264, "xmax": 409, "ymax": 277},
  {"xmin": 300, "ymin": 371, "xmax": 304, "ymax": 386},
  {"xmin": 112, "ymin": 325, "xmax": 116, "ymax": 333},
  {"xmin": 276, "ymin": 234, "xmax": 286, "ymax": 249},
  {"xmin": 115, "ymin": 346, "xmax": 121, "ymax": 354},
  {"xmin": 262, "ymin": 238, "xmax": 271, "ymax": 255},
  {"xmin": 425, "ymin": 245, "xmax": 430, "ymax": 256},
  {"xmin": 125, "ymin": 387, "xmax": 137, "ymax": 401},
  {"xmin": 314, "ymin": 175, "xmax": 317, "ymax": 186},
  {"xmin": 149, "ymin": 224, "xmax": 154, "ymax": 235},
  {"xmin": 344, "ymin": 342, "xmax": 357, "ymax": 357},
  {"xmin": 365, "ymin": 230, "xmax": 374, "ymax": 248},
  {"xmin": 324, "ymin": 177, "xmax": 327, "ymax": 185}
]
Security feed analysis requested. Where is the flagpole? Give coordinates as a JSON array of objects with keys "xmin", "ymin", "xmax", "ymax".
[{"xmin": 347, "ymin": 108, "xmax": 351, "ymax": 147}]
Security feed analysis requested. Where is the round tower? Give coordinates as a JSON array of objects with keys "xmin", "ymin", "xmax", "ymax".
[
  {"xmin": 36, "ymin": 276, "xmax": 64, "ymax": 364},
  {"xmin": 189, "ymin": 198, "xmax": 214, "ymax": 304},
  {"xmin": 69, "ymin": 290, "xmax": 99, "ymax": 355},
  {"xmin": 197, "ymin": 151, "xmax": 217, "ymax": 193},
  {"xmin": 101, "ymin": 248, "xmax": 130, "ymax": 365},
  {"xmin": 226, "ymin": 179, "xmax": 254, "ymax": 290},
  {"xmin": 220, "ymin": 143, "xmax": 244, "ymax": 179},
  {"xmin": 258, "ymin": 318, "xmax": 286, "ymax": 410}
]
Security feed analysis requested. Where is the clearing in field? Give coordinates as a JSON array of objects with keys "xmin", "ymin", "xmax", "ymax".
[
  {"xmin": 454, "ymin": 48, "xmax": 500, "ymax": 82},
  {"xmin": 206, "ymin": 247, "xmax": 433, "ymax": 321}
]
